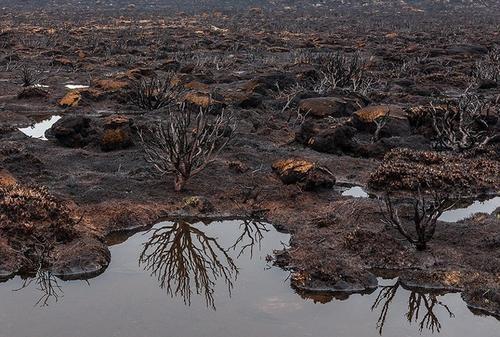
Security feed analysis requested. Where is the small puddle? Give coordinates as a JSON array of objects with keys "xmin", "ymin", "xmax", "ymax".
[
  {"xmin": 341, "ymin": 186, "xmax": 370, "ymax": 198},
  {"xmin": 65, "ymin": 84, "xmax": 89, "ymax": 90},
  {"xmin": 440, "ymin": 196, "xmax": 500, "ymax": 222},
  {"xmin": 18, "ymin": 115, "xmax": 61, "ymax": 140},
  {"xmin": 0, "ymin": 219, "xmax": 497, "ymax": 337}
]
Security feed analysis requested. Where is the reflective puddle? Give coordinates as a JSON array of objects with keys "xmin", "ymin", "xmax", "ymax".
[
  {"xmin": 341, "ymin": 185, "xmax": 370, "ymax": 198},
  {"xmin": 65, "ymin": 84, "xmax": 89, "ymax": 90},
  {"xmin": 18, "ymin": 115, "xmax": 61, "ymax": 140},
  {"xmin": 440, "ymin": 196, "xmax": 500, "ymax": 222},
  {"xmin": 0, "ymin": 219, "xmax": 497, "ymax": 337}
]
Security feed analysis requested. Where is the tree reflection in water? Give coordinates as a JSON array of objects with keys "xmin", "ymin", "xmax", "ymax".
[
  {"xmin": 14, "ymin": 269, "xmax": 63, "ymax": 307},
  {"xmin": 228, "ymin": 220, "xmax": 270, "ymax": 258},
  {"xmin": 372, "ymin": 280, "xmax": 455, "ymax": 335},
  {"xmin": 139, "ymin": 220, "xmax": 269, "ymax": 309}
]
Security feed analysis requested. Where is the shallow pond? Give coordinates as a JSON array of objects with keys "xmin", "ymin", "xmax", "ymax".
[
  {"xmin": 0, "ymin": 220, "xmax": 498, "ymax": 337},
  {"xmin": 18, "ymin": 115, "xmax": 61, "ymax": 140}
]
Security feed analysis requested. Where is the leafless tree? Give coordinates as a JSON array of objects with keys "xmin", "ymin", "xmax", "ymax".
[
  {"xmin": 372, "ymin": 281, "xmax": 455, "ymax": 335},
  {"xmin": 128, "ymin": 74, "xmax": 181, "ymax": 111},
  {"xmin": 430, "ymin": 91, "xmax": 495, "ymax": 151},
  {"xmin": 139, "ymin": 221, "xmax": 238, "ymax": 309},
  {"xmin": 381, "ymin": 188, "xmax": 456, "ymax": 251},
  {"xmin": 140, "ymin": 103, "xmax": 235, "ymax": 191}
]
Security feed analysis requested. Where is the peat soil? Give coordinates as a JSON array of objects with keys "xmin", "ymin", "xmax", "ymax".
[{"xmin": 0, "ymin": 0, "xmax": 499, "ymax": 317}]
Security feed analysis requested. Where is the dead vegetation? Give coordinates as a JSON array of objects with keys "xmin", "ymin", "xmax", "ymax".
[
  {"xmin": 15, "ymin": 269, "xmax": 63, "ymax": 307},
  {"xmin": 314, "ymin": 51, "xmax": 373, "ymax": 95},
  {"xmin": 381, "ymin": 188, "xmax": 456, "ymax": 250},
  {"xmin": 139, "ymin": 220, "xmax": 238, "ymax": 309},
  {"xmin": 0, "ymin": 184, "xmax": 80, "ymax": 271},
  {"xmin": 139, "ymin": 102, "xmax": 235, "ymax": 191},
  {"xmin": 127, "ymin": 74, "xmax": 181, "ymax": 111},
  {"xmin": 372, "ymin": 280, "xmax": 455, "ymax": 334},
  {"xmin": 430, "ymin": 91, "xmax": 496, "ymax": 151},
  {"xmin": 472, "ymin": 45, "xmax": 499, "ymax": 85},
  {"xmin": 0, "ymin": 0, "xmax": 499, "ymax": 319},
  {"xmin": 369, "ymin": 148, "xmax": 500, "ymax": 193},
  {"xmin": 19, "ymin": 63, "xmax": 43, "ymax": 88}
]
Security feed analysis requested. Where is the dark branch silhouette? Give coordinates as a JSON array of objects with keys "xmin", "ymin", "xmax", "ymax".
[
  {"xmin": 381, "ymin": 187, "xmax": 456, "ymax": 250},
  {"xmin": 14, "ymin": 269, "xmax": 63, "ymax": 307},
  {"xmin": 371, "ymin": 281, "xmax": 455, "ymax": 335},
  {"xmin": 139, "ymin": 221, "xmax": 239, "ymax": 309},
  {"xmin": 371, "ymin": 281, "xmax": 399, "ymax": 334},
  {"xmin": 227, "ymin": 220, "xmax": 270, "ymax": 258}
]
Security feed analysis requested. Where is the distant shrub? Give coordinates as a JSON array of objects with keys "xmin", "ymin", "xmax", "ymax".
[
  {"xmin": 19, "ymin": 63, "xmax": 43, "ymax": 87},
  {"xmin": 128, "ymin": 73, "xmax": 180, "ymax": 111},
  {"xmin": 430, "ymin": 91, "xmax": 495, "ymax": 151},
  {"xmin": 313, "ymin": 51, "xmax": 373, "ymax": 95},
  {"xmin": 472, "ymin": 46, "xmax": 499, "ymax": 84}
]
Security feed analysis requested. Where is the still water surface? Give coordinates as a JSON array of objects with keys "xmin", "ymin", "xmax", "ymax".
[
  {"xmin": 18, "ymin": 115, "xmax": 61, "ymax": 140},
  {"xmin": 0, "ymin": 220, "xmax": 498, "ymax": 337}
]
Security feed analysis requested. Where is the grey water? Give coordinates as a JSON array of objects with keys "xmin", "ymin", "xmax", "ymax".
[
  {"xmin": 340, "ymin": 185, "xmax": 499, "ymax": 223},
  {"xmin": 439, "ymin": 196, "xmax": 500, "ymax": 222},
  {"xmin": 18, "ymin": 115, "xmax": 61, "ymax": 140},
  {"xmin": 341, "ymin": 185, "xmax": 370, "ymax": 198},
  {"xmin": 0, "ymin": 220, "xmax": 498, "ymax": 337}
]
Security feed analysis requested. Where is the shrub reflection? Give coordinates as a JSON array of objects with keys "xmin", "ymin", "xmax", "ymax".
[{"xmin": 372, "ymin": 280, "xmax": 455, "ymax": 334}]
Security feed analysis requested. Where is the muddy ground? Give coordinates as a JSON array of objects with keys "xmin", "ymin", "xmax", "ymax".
[{"xmin": 0, "ymin": 0, "xmax": 499, "ymax": 318}]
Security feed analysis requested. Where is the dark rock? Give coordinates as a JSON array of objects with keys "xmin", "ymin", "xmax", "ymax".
[
  {"xmin": 297, "ymin": 120, "xmax": 358, "ymax": 155},
  {"xmin": 243, "ymin": 72, "xmax": 296, "ymax": 95},
  {"xmin": 237, "ymin": 92, "xmax": 263, "ymax": 109},
  {"xmin": 183, "ymin": 196, "xmax": 215, "ymax": 213},
  {"xmin": 100, "ymin": 115, "xmax": 133, "ymax": 152},
  {"xmin": 478, "ymin": 79, "xmax": 498, "ymax": 90},
  {"xmin": 272, "ymin": 158, "xmax": 335, "ymax": 191},
  {"xmin": 352, "ymin": 105, "xmax": 411, "ymax": 138},
  {"xmin": 356, "ymin": 135, "xmax": 430, "ymax": 158},
  {"xmin": 50, "ymin": 115, "xmax": 96, "ymax": 148},
  {"xmin": 303, "ymin": 167, "xmax": 336, "ymax": 191},
  {"xmin": 17, "ymin": 87, "xmax": 49, "ymax": 99},
  {"xmin": 298, "ymin": 96, "xmax": 360, "ymax": 118}
]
